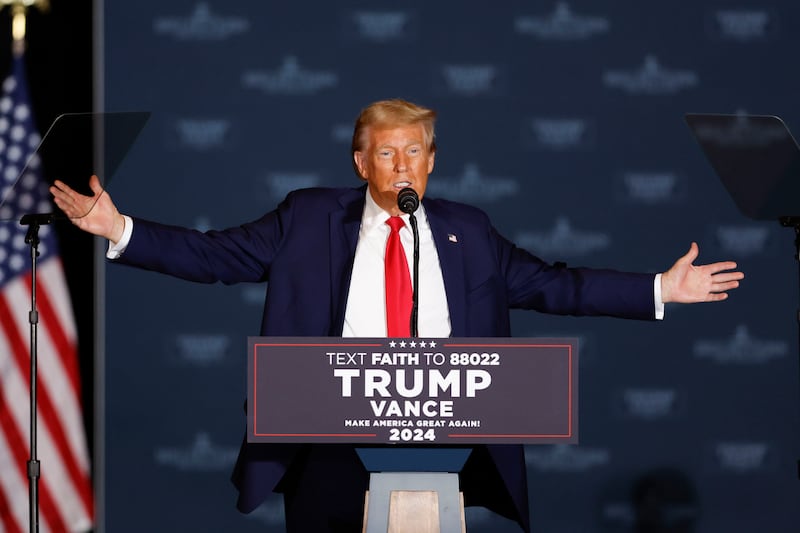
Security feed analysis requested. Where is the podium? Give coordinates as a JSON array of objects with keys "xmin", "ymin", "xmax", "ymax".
[{"xmin": 247, "ymin": 336, "xmax": 579, "ymax": 532}]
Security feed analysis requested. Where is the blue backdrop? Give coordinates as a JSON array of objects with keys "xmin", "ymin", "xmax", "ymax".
[{"xmin": 101, "ymin": 2, "xmax": 800, "ymax": 532}]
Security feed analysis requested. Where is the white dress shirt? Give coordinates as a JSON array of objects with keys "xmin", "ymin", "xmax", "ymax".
[{"xmin": 342, "ymin": 190, "xmax": 452, "ymax": 337}]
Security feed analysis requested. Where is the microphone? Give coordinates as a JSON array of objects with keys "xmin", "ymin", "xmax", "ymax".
[
  {"xmin": 397, "ymin": 187, "xmax": 419, "ymax": 214},
  {"xmin": 396, "ymin": 187, "xmax": 420, "ymax": 336}
]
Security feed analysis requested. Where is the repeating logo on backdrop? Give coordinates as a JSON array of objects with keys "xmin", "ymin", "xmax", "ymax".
[
  {"xmin": 153, "ymin": 3, "xmax": 250, "ymax": 41},
  {"xmin": 425, "ymin": 163, "xmax": 519, "ymax": 202},
  {"xmin": 514, "ymin": 2, "xmax": 610, "ymax": 41},
  {"xmin": 603, "ymin": 55, "xmax": 698, "ymax": 95},
  {"xmin": 154, "ymin": 432, "xmax": 238, "ymax": 471},
  {"xmin": 515, "ymin": 217, "xmax": 611, "ymax": 257},
  {"xmin": 711, "ymin": 224, "xmax": 772, "ymax": 256},
  {"xmin": 526, "ymin": 444, "xmax": 610, "ymax": 472},
  {"xmin": 342, "ymin": 10, "xmax": 417, "ymax": 42},
  {"xmin": 165, "ymin": 117, "xmax": 233, "ymax": 151},
  {"xmin": 168, "ymin": 333, "xmax": 231, "ymax": 367},
  {"xmin": 615, "ymin": 387, "xmax": 686, "ymax": 420},
  {"xmin": 263, "ymin": 171, "xmax": 321, "ymax": 200},
  {"xmin": 524, "ymin": 117, "xmax": 596, "ymax": 150},
  {"xmin": 435, "ymin": 64, "xmax": 506, "ymax": 97},
  {"xmin": 693, "ymin": 325, "xmax": 788, "ymax": 364},
  {"xmin": 707, "ymin": 9, "xmax": 776, "ymax": 41},
  {"xmin": 616, "ymin": 171, "xmax": 686, "ymax": 204},
  {"xmin": 242, "ymin": 56, "xmax": 339, "ymax": 95},
  {"xmin": 708, "ymin": 441, "xmax": 774, "ymax": 473}
]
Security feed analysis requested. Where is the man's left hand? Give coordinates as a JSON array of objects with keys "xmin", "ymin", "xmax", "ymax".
[{"xmin": 661, "ymin": 242, "xmax": 744, "ymax": 303}]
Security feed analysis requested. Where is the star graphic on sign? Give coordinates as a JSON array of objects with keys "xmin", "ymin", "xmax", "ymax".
[
  {"xmin": 399, "ymin": 341, "xmax": 407, "ymax": 347},
  {"xmin": 420, "ymin": 341, "xmax": 427, "ymax": 348},
  {"xmin": 410, "ymin": 341, "xmax": 417, "ymax": 348},
  {"xmin": 429, "ymin": 341, "xmax": 437, "ymax": 348},
  {"xmin": 389, "ymin": 340, "xmax": 397, "ymax": 348}
]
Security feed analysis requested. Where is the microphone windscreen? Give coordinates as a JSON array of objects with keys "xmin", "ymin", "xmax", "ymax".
[{"xmin": 398, "ymin": 187, "xmax": 419, "ymax": 214}]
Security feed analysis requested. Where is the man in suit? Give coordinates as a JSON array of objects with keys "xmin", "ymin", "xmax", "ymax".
[{"xmin": 51, "ymin": 99, "xmax": 743, "ymax": 532}]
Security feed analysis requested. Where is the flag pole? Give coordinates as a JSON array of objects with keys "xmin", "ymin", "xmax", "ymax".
[{"xmin": 0, "ymin": 4, "xmax": 51, "ymax": 532}]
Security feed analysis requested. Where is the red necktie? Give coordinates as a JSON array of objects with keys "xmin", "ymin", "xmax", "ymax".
[{"xmin": 385, "ymin": 216, "xmax": 412, "ymax": 337}]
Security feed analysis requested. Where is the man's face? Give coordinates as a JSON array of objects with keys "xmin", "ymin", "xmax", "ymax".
[{"xmin": 353, "ymin": 123, "xmax": 435, "ymax": 216}]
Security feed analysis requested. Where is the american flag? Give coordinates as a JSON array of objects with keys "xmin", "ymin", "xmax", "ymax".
[{"xmin": 0, "ymin": 55, "xmax": 94, "ymax": 531}]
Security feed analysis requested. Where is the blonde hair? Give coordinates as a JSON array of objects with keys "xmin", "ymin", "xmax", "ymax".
[{"xmin": 351, "ymin": 99, "xmax": 437, "ymax": 177}]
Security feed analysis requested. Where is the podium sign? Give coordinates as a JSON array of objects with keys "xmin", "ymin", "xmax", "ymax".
[{"xmin": 247, "ymin": 337, "xmax": 578, "ymax": 445}]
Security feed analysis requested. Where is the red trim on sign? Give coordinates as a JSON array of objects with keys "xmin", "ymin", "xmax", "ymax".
[
  {"xmin": 448, "ymin": 434, "xmax": 571, "ymax": 438},
  {"xmin": 254, "ymin": 433, "xmax": 377, "ymax": 438},
  {"xmin": 254, "ymin": 343, "xmax": 382, "ymax": 347}
]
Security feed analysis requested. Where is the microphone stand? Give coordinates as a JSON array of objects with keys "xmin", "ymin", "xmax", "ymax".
[
  {"xmin": 19, "ymin": 212, "xmax": 54, "ymax": 533},
  {"xmin": 398, "ymin": 187, "xmax": 420, "ymax": 337},
  {"xmin": 409, "ymin": 213, "xmax": 419, "ymax": 337}
]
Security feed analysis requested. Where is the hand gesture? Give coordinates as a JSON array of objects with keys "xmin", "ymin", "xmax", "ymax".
[
  {"xmin": 661, "ymin": 242, "xmax": 744, "ymax": 303},
  {"xmin": 49, "ymin": 175, "xmax": 126, "ymax": 242}
]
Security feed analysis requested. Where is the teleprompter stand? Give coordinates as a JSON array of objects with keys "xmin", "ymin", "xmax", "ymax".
[
  {"xmin": 686, "ymin": 112, "xmax": 800, "ymax": 478},
  {"xmin": 0, "ymin": 111, "xmax": 149, "ymax": 532}
]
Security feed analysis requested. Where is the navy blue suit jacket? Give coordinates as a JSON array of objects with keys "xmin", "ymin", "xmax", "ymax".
[{"xmin": 116, "ymin": 185, "xmax": 656, "ymax": 532}]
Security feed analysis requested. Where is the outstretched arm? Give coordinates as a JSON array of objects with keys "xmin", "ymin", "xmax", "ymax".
[
  {"xmin": 660, "ymin": 242, "xmax": 744, "ymax": 303},
  {"xmin": 49, "ymin": 174, "xmax": 126, "ymax": 243}
]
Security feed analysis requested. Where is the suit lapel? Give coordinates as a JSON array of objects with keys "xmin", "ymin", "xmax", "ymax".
[
  {"xmin": 329, "ymin": 186, "xmax": 366, "ymax": 335},
  {"xmin": 326, "ymin": 191, "xmax": 469, "ymax": 337},
  {"xmin": 425, "ymin": 201, "xmax": 468, "ymax": 336}
]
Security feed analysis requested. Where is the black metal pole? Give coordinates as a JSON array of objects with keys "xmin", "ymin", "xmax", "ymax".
[
  {"xmin": 409, "ymin": 213, "xmax": 419, "ymax": 337},
  {"xmin": 778, "ymin": 217, "xmax": 800, "ymax": 480},
  {"xmin": 20, "ymin": 214, "xmax": 54, "ymax": 533},
  {"xmin": 23, "ymin": 218, "xmax": 41, "ymax": 533},
  {"xmin": 794, "ymin": 224, "xmax": 800, "ymax": 481},
  {"xmin": 793, "ymin": 224, "xmax": 800, "ymax": 481}
]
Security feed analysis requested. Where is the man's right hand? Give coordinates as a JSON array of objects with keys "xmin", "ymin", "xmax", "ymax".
[{"xmin": 50, "ymin": 174, "xmax": 126, "ymax": 243}]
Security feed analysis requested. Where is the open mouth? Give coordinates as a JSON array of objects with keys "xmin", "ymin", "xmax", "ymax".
[{"xmin": 393, "ymin": 181, "xmax": 412, "ymax": 190}]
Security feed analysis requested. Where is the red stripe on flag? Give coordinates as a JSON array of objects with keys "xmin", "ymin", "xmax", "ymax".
[
  {"xmin": 0, "ymin": 379, "xmax": 69, "ymax": 533},
  {"xmin": 25, "ymin": 271, "xmax": 96, "ymax": 520},
  {"xmin": 0, "ymin": 444, "xmax": 24, "ymax": 533},
  {"xmin": 0, "ymin": 294, "xmax": 83, "ymax": 533},
  {"xmin": 0, "ymin": 292, "xmax": 94, "ymax": 523},
  {"xmin": 25, "ymin": 270, "xmax": 82, "ymax": 399},
  {"xmin": 35, "ymin": 379, "xmax": 95, "ymax": 523}
]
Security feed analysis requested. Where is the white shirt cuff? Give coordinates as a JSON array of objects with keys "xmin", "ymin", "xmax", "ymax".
[
  {"xmin": 106, "ymin": 214, "xmax": 133, "ymax": 259},
  {"xmin": 654, "ymin": 273, "xmax": 665, "ymax": 320}
]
